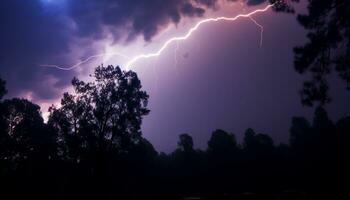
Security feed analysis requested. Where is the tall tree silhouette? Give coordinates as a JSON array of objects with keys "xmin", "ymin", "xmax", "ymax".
[
  {"xmin": 312, "ymin": 106, "xmax": 335, "ymax": 158},
  {"xmin": 2, "ymin": 63, "xmax": 350, "ymax": 199},
  {"xmin": 335, "ymin": 116, "xmax": 350, "ymax": 160},
  {"xmin": 207, "ymin": 129, "xmax": 238, "ymax": 158},
  {"xmin": 0, "ymin": 99, "xmax": 48, "ymax": 171},
  {"xmin": 289, "ymin": 116, "xmax": 312, "ymax": 155},
  {"xmin": 0, "ymin": 77, "xmax": 6, "ymax": 100},
  {"xmin": 0, "ymin": 78, "xmax": 8, "ymax": 174},
  {"xmin": 294, "ymin": 0, "xmax": 350, "ymax": 105},
  {"xmin": 243, "ymin": 128, "xmax": 274, "ymax": 159},
  {"xmin": 178, "ymin": 133, "xmax": 194, "ymax": 153},
  {"xmin": 173, "ymin": 133, "xmax": 197, "ymax": 164},
  {"xmin": 48, "ymin": 65, "xmax": 150, "ymax": 173}
]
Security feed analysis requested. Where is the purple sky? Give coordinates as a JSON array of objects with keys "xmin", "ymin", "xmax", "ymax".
[{"xmin": 1, "ymin": 0, "xmax": 350, "ymax": 152}]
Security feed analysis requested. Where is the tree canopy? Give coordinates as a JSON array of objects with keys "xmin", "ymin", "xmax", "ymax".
[
  {"xmin": 48, "ymin": 65, "xmax": 150, "ymax": 166},
  {"xmin": 294, "ymin": 0, "xmax": 350, "ymax": 105},
  {"xmin": 1, "ymin": 65, "xmax": 350, "ymax": 199},
  {"xmin": 0, "ymin": 77, "xmax": 6, "ymax": 100}
]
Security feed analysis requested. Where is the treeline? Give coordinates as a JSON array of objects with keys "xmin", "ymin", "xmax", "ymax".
[{"xmin": 1, "ymin": 66, "xmax": 350, "ymax": 200}]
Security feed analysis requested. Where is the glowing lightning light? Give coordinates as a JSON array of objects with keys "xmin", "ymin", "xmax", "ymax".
[
  {"xmin": 41, "ymin": 3, "xmax": 274, "ymax": 71},
  {"xmin": 125, "ymin": 4, "xmax": 274, "ymax": 70},
  {"xmin": 174, "ymin": 41, "xmax": 180, "ymax": 72},
  {"xmin": 248, "ymin": 16, "xmax": 264, "ymax": 47},
  {"xmin": 40, "ymin": 52, "xmax": 130, "ymax": 71}
]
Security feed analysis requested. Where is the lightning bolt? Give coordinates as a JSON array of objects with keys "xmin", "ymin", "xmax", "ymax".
[
  {"xmin": 249, "ymin": 16, "xmax": 264, "ymax": 47},
  {"xmin": 40, "ymin": 3, "xmax": 274, "ymax": 71},
  {"xmin": 124, "ymin": 4, "xmax": 273, "ymax": 70},
  {"xmin": 174, "ymin": 41, "xmax": 180, "ymax": 73},
  {"xmin": 40, "ymin": 52, "xmax": 130, "ymax": 71}
]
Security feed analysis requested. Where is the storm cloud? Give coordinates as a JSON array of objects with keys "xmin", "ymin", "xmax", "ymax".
[
  {"xmin": 0, "ymin": 0, "xmax": 273, "ymax": 101},
  {"xmin": 0, "ymin": 0, "xmax": 74, "ymax": 101},
  {"xmin": 66, "ymin": 0, "xmax": 221, "ymax": 41}
]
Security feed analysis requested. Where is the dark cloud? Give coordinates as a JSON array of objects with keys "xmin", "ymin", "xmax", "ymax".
[
  {"xmin": 246, "ymin": 0, "xmax": 267, "ymax": 6},
  {"xmin": 195, "ymin": 0, "xmax": 218, "ymax": 7},
  {"xmin": 66, "ymin": 0, "xmax": 295, "ymax": 42},
  {"xmin": 0, "ymin": 0, "xmax": 222, "ymax": 101},
  {"xmin": 67, "ymin": 0, "xmax": 220, "ymax": 41},
  {"xmin": 227, "ymin": 0, "xmax": 271, "ymax": 6},
  {"xmin": 244, "ymin": 0, "xmax": 299, "ymax": 13},
  {"xmin": 0, "ymin": 0, "xmax": 75, "ymax": 101},
  {"xmin": 0, "ymin": 0, "xmax": 276, "ymax": 102}
]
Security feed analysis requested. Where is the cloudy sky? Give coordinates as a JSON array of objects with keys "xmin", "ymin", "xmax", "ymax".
[{"xmin": 1, "ymin": 0, "xmax": 350, "ymax": 152}]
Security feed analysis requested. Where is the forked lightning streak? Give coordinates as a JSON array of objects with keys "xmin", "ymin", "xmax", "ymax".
[{"xmin": 40, "ymin": 4, "xmax": 274, "ymax": 71}]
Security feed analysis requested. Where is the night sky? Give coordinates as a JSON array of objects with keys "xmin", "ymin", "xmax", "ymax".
[{"xmin": 1, "ymin": 0, "xmax": 350, "ymax": 152}]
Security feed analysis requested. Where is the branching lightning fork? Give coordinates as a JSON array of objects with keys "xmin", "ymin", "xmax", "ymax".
[
  {"xmin": 40, "ymin": 52, "xmax": 130, "ymax": 71},
  {"xmin": 248, "ymin": 16, "xmax": 264, "ymax": 48},
  {"xmin": 40, "ymin": 3, "xmax": 275, "ymax": 71}
]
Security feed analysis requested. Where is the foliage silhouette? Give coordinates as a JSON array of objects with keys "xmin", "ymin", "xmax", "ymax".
[
  {"xmin": 0, "ymin": 77, "xmax": 6, "ymax": 100},
  {"xmin": 48, "ymin": 65, "xmax": 149, "ymax": 174},
  {"xmin": 178, "ymin": 133, "xmax": 195, "ymax": 153},
  {"xmin": 207, "ymin": 129, "xmax": 239, "ymax": 163},
  {"xmin": 0, "ymin": 99, "xmax": 50, "ymax": 168},
  {"xmin": 1, "ymin": 66, "xmax": 350, "ymax": 200},
  {"xmin": 293, "ymin": 0, "xmax": 350, "ymax": 105}
]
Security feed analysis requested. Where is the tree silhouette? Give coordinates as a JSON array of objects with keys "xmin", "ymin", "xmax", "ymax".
[
  {"xmin": 243, "ymin": 128, "xmax": 275, "ymax": 159},
  {"xmin": 312, "ymin": 106, "xmax": 336, "ymax": 158},
  {"xmin": 0, "ymin": 99, "xmax": 48, "ymax": 170},
  {"xmin": 294, "ymin": 0, "xmax": 350, "ymax": 105},
  {"xmin": 128, "ymin": 137, "xmax": 157, "ymax": 162},
  {"xmin": 178, "ymin": 133, "xmax": 194, "ymax": 153},
  {"xmin": 207, "ymin": 129, "xmax": 238, "ymax": 157},
  {"xmin": 48, "ymin": 65, "xmax": 150, "ymax": 174},
  {"xmin": 269, "ymin": 0, "xmax": 300, "ymax": 13},
  {"xmin": 0, "ymin": 77, "xmax": 7, "ymax": 172},
  {"xmin": 1, "ymin": 47, "xmax": 350, "ymax": 199},
  {"xmin": 336, "ymin": 116, "xmax": 350, "ymax": 158},
  {"xmin": 289, "ymin": 116, "xmax": 312, "ymax": 155},
  {"xmin": 173, "ymin": 133, "xmax": 198, "ymax": 164},
  {"xmin": 0, "ymin": 77, "xmax": 6, "ymax": 100}
]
